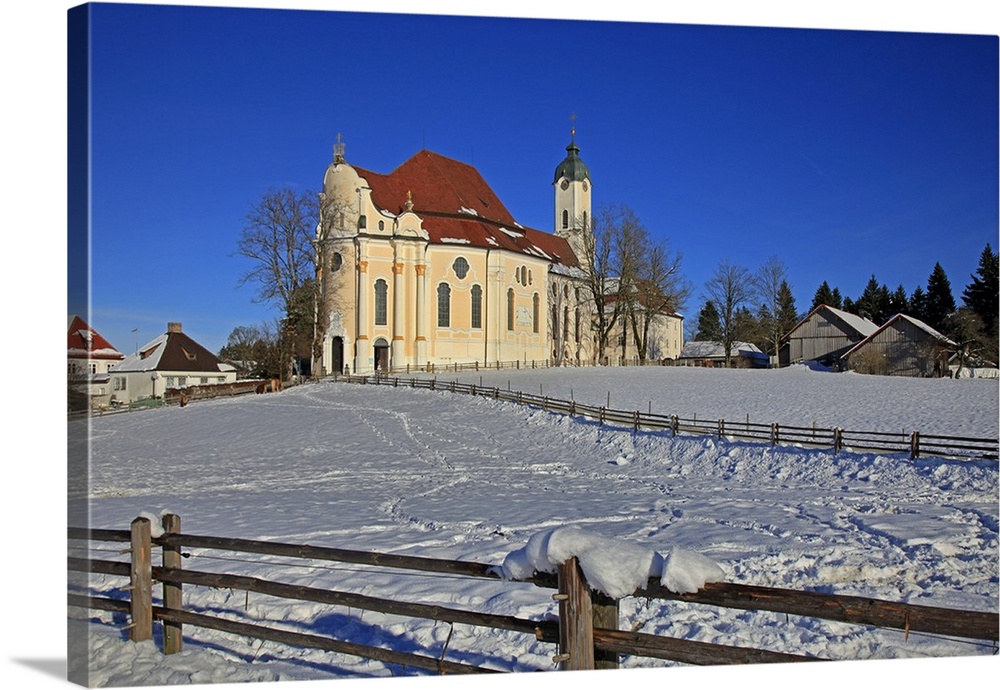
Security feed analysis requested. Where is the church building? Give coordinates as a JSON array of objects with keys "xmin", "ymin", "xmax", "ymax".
[{"xmin": 314, "ymin": 134, "xmax": 681, "ymax": 376}]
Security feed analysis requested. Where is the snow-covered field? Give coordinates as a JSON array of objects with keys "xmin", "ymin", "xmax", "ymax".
[{"xmin": 67, "ymin": 366, "xmax": 998, "ymax": 688}]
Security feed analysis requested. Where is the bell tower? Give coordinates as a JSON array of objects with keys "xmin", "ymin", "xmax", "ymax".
[{"xmin": 553, "ymin": 117, "xmax": 592, "ymax": 264}]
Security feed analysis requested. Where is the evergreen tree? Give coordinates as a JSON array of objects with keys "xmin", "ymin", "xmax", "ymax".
[
  {"xmin": 962, "ymin": 243, "xmax": 998, "ymax": 336},
  {"xmin": 694, "ymin": 300, "xmax": 723, "ymax": 341},
  {"xmin": 811, "ymin": 281, "xmax": 835, "ymax": 311},
  {"xmin": 830, "ymin": 287, "xmax": 843, "ymax": 310},
  {"xmin": 889, "ymin": 284, "xmax": 909, "ymax": 316},
  {"xmin": 842, "ymin": 296, "xmax": 855, "ymax": 314},
  {"xmin": 909, "ymin": 285, "xmax": 929, "ymax": 323},
  {"xmin": 855, "ymin": 275, "xmax": 891, "ymax": 324},
  {"xmin": 776, "ymin": 280, "xmax": 799, "ymax": 336},
  {"xmin": 925, "ymin": 262, "xmax": 956, "ymax": 331}
]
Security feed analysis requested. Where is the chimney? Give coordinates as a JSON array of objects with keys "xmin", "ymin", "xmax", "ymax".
[{"xmin": 167, "ymin": 322, "xmax": 182, "ymax": 334}]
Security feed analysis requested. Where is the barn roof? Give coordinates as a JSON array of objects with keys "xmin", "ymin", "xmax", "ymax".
[
  {"xmin": 842, "ymin": 313, "xmax": 957, "ymax": 360},
  {"xmin": 784, "ymin": 304, "xmax": 879, "ymax": 341},
  {"xmin": 354, "ymin": 150, "xmax": 579, "ymax": 268}
]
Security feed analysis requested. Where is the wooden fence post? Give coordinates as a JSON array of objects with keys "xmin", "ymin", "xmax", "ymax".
[
  {"xmin": 161, "ymin": 513, "xmax": 183, "ymax": 654},
  {"xmin": 591, "ymin": 590, "xmax": 619, "ymax": 670},
  {"xmin": 556, "ymin": 557, "xmax": 595, "ymax": 671},
  {"xmin": 910, "ymin": 431, "xmax": 920, "ymax": 459},
  {"xmin": 770, "ymin": 423, "xmax": 779, "ymax": 446},
  {"xmin": 834, "ymin": 427, "xmax": 843, "ymax": 454},
  {"xmin": 129, "ymin": 516, "xmax": 153, "ymax": 642}
]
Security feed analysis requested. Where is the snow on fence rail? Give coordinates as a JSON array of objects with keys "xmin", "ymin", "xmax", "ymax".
[
  {"xmin": 68, "ymin": 514, "xmax": 998, "ymax": 679},
  {"xmin": 336, "ymin": 374, "xmax": 1000, "ymax": 461}
]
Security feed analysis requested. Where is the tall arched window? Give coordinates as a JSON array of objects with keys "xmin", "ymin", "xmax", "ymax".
[
  {"xmin": 437, "ymin": 283, "xmax": 451, "ymax": 327},
  {"xmin": 582, "ymin": 211, "xmax": 588, "ymax": 229},
  {"xmin": 533, "ymin": 293, "xmax": 540, "ymax": 334},
  {"xmin": 374, "ymin": 279, "xmax": 388, "ymax": 325},
  {"xmin": 562, "ymin": 209, "xmax": 569, "ymax": 229},
  {"xmin": 507, "ymin": 288, "xmax": 515, "ymax": 331},
  {"xmin": 471, "ymin": 285, "xmax": 483, "ymax": 329}
]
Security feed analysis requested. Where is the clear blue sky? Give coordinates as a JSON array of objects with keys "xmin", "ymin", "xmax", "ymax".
[{"xmin": 73, "ymin": 2, "xmax": 998, "ymax": 354}]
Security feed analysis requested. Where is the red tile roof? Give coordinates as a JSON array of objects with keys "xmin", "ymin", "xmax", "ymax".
[
  {"xmin": 67, "ymin": 315, "xmax": 125, "ymax": 360},
  {"xmin": 354, "ymin": 150, "xmax": 579, "ymax": 268}
]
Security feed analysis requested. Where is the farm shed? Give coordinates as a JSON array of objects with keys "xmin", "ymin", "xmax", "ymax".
[
  {"xmin": 780, "ymin": 304, "xmax": 878, "ymax": 368},
  {"xmin": 678, "ymin": 341, "xmax": 766, "ymax": 368},
  {"xmin": 842, "ymin": 313, "xmax": 956, "ymax": 377}
]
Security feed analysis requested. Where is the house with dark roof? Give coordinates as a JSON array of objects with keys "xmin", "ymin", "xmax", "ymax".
[
  {"xmin": 779, "ymin": 304, "xmax": 879, "ymax": 368},
  {"xmin": 108, "ymin": 322, "xmax": 236, "ymax": 404},
  {"xmin": 841, "ymin": 313, "xmax": 957, "ymax": 377},
  {"xmin": 314, "ymin": 134, "xmax": 683, "ymax": 374},
  {"xmin": 67, "ymin": 314, "xmax": 125, "ymax": 408}
]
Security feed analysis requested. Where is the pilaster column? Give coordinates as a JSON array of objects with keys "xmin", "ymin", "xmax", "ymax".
[
  {"xmin": 391, "ymin": 262, "xmax": 406, "ymax": 367},
  {"xmin": 356, "ymin": 260, "xmax": 370, "ymax": 373},
  {"xmin": 414, "ymin": 264, "xmax": 428, "ymax": 364}
]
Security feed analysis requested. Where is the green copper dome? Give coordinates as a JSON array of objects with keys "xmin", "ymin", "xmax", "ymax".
[{"xmin": 553, "ymin": 141, "xmax": 590, "ymax": 183}]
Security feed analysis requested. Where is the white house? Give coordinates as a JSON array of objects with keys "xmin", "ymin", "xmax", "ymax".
[
  {"xmin": 67, "ymin": 314, "xmax": 125, "ymax": 408},
  {"xmin": 109, "ymin": 322, "xmax": 236, "ymax": 404}
]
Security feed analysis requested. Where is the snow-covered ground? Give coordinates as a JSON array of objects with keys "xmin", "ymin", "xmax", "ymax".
[{"xmin": 67, "ymin": 366, "xmax": 998, "ymax": 688}]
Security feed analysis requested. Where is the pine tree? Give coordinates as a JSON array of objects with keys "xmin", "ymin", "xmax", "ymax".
[
  {"xmin": 962, "ymin": 243, "xmax": 998, "ymax": 336},
  {"xmin": 889, "ymin": 284, "xmax": 909, "ymax": 317},
  {"xmin": 855, "ymin": 275, "xmax": 891, "ymax": 324},
  {"xmin": 776, "ymin": 280, "xmax": 799, "ymax": 335},
  {"xmin": 811, "ymin": 281, "xmax": 835, "ymax": 311},
  {"xmin": 695, "ymin": 300, "xmax": 723, "ymax": 341},
  {"xmin": 925, "ymin": 263, "xmax": 956, "ymax": 331},
  {"xmin": 909, "ymin": 285, "xmax": 929, "ymax": 323},
  {"xmin": 830, "ymin": 287, "xmax": 843, "ymax": 310}
]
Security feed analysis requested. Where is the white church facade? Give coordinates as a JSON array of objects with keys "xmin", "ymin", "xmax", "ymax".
[{"xmin": 314, "ymin": 135, "xmax": 682, "ymax": 376}]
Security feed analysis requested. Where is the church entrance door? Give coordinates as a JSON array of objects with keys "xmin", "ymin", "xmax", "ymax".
[
  {"xmin": 332, "ymin": 337, "xmax": 344, "ymax": 375},
  {"xmin": 373, "ymin": 338, "xmax": 390, "ymax": 373}
]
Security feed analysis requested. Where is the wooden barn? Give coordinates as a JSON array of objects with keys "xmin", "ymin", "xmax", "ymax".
[
  {"xmin": 841, "ymin": 314, "xmax": 956, "ymax": 377},
  {"xmin": 780, "ymin": 304, "xmax": 878, "ymax": 368}
]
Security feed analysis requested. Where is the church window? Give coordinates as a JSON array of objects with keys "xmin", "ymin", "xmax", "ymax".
[
  {"xmin": 562, "ymin": 209, "xmax": 569, "ymax": 229},
  {"xmin": 533, "ymin": 293, "xmax": 541, "ymax": 334},
  {"xmin": 331, "ymin": 252, "xmax": 342, "ymax": 271},
  {"xmin": 437, "ymin": 283, "xmax": 451, "ymax": 327},
  {"xmin": 528, "ymin": 270, "xmax": 532, "ymax": 285},
  {"xmin": 453, "ymin": 257, "xmax": 469, "ymax": 280},
  {"xmin": 374, "ymin": 279, "xmax": 388, "ymax": 325},
  {"xmin": 582, "ymin": 211, "xmax": 588, "ymax": 229},
  {"xmin": 507, "ymin": 288, "xmax": 515, "ymax": 331},
  {"xmin": 378, "ymin": 220, "xmax": 385, "ymax": 231},
  {"xmin": 471, "ymin": 285, "xmax": 482, "ymax": 328}
]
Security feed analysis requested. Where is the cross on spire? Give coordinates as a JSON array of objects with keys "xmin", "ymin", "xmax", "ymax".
[
  {"xmin": 333, "ymin": 133, "xmax": 346, "ymax": 163},
  {"xmin": 570, "ymin": 113, "xmax": 577, "ymax": 141}
]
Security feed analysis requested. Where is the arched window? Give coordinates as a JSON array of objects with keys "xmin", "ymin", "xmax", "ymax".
[
  {"xmin": 533, "ymin": 293, "xmax": 540, "ymax": 334},
  {"xmin": 453, "ymin": 257, "xmax": 469, "ymax": 280},
  {"xmin": 471, "ymin": 285, "xmax": 483, "ymax": 329},
  {"xmin": 331, "ymin": 252, "xmax": 343, "ymax": 271},
  {"xmin": 582, "ymin": 211, "xmax": 588, "ymax": 229},
  {"xmin": 437, "ymin": 283, "xmax": 451, "ymax": 327},
  {"xmin": 374, "ymin": 279, "xmax": 388, "ymax": 325},
  {"xmin": 507, "ymin": 288, "xmax": 515, "ymax": 331},
  {"xmin": 562, "ymin": 209, "xmax": 569, "ymax": 229}
]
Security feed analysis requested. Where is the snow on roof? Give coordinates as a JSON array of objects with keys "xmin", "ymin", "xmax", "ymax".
[
  {"xmin": 826, "ymin": 305, "xmax": 879, "ymax": 337},
  {"xmin": 499, "ymin": 525, "xmax": 723, "ymax": 598},
  {"xmin": 680, "ymin": 341, "xmax": 762, "ymax": 359},
  {"xmin": 842, "ymin": 313, "xmax": 958, "ymax": 360}
]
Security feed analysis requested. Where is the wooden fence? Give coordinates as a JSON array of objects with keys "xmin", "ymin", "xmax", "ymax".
[
  {"xmin": 68, "ymin": 514, "xmax": 998, "ymax": 676},
  {"xmin": 335, "ymin": 374, "xmax": 999, "ymax": 462}
]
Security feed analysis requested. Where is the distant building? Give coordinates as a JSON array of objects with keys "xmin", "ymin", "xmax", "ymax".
[
  {"xmin": 109, "ymin": 322, "xmax": 236, "ymax": 404},
  {"xmin": 67, "ymin": 315, "xmax": 125, "ymax": 408},
  {"xmin": 314, "ymin": 133, "xmax": 683, "ymax": 375},
  {"xmin": 841, "ymin": 313, "xmax": 956, "ymax": 377},
  {"xmin": 780, "ymin": 304, "xmax": 878, "ymax": 368},
  {"xmin": 678, "ymin": 341, "xmax": 766, "ymax": 368}
]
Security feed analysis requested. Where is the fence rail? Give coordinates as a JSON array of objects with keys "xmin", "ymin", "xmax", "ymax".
[
  {"xmin": 68, "ymin": 516, "xmax": 998, "ymax": 678},
  {"xmin": 335, "ymin": 374, "xmax": 999, "ymax": 461}
]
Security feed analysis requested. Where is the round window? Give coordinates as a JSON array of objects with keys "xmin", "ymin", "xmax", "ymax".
[{"xmin": 453, "ymin": 257, "xmax": 469, "ymax": 280}]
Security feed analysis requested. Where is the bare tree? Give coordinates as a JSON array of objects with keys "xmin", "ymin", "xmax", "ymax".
[
  {"xmin": 236, "ymin": 187, "xmax": 318, "ymax": 380},
  {"xmin": 629, "ymin": 239, "xmax": 691, "ymax": 363},
  {"xmin": 704, "ymin": 260, "xmax": 755, "ymax": 367},
  {"xmin": 753, "ymin": 256, "xmax": 793, "ymax": 366},
  {"xmin": 580, "ymin": 203, "xmax": 628, "ymax": 364}
]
